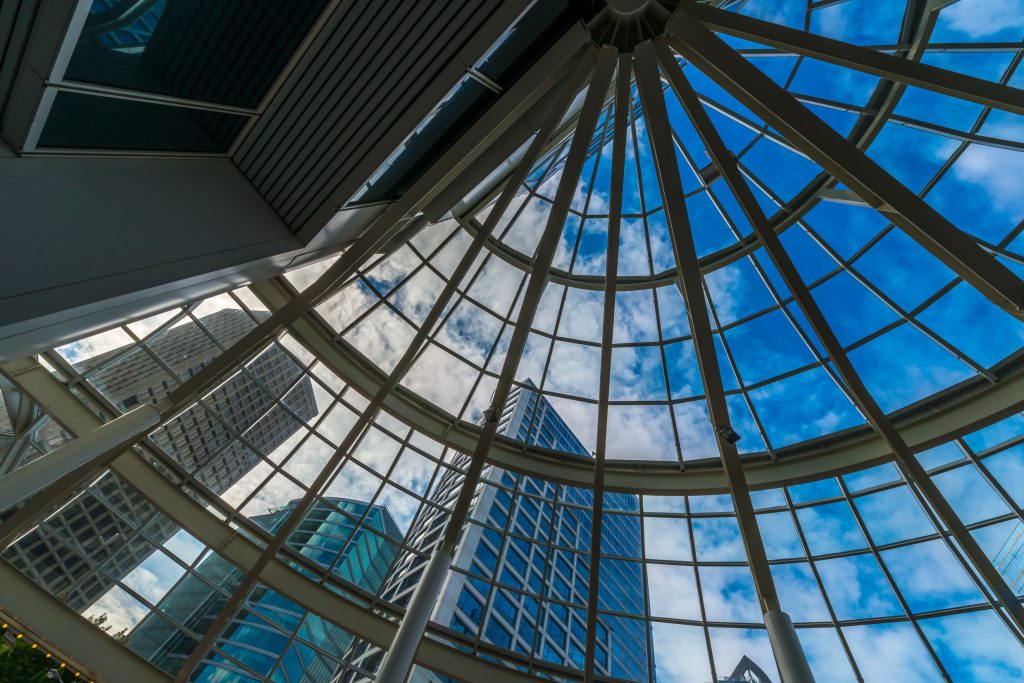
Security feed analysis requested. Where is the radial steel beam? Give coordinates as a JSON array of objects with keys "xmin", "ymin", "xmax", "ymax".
[
  {"xmin": 686, "ymin": 1, "xmax": 1024, "ymax": 116},
  {"xmin": 658, "ymin": 41, "xmax": 1024, "ymax": 641},
  {"xmin": 436, "ymin": 44, "xmax": 613, "ymax": 556},
  {"xmin": 177, "ymin": 50, "xmax": 604, "ymax": 683},
  {"xmin": 0, "ymin": 401, "xmax": 160, "ymax": 511},
  {"xmin": 666, "ymin": 9, "xmax": 1024, "ymax": 321},
  {"xmin": 376, "ymin": 46, "xmax": 618, "ymax": 683},
  {"xmin": 582, "ymin": 55, "xmax": 629, "ymax": 683},
  {"xmin": 633, "ymin": 43, "xmax": 785, "ymax": 622}
]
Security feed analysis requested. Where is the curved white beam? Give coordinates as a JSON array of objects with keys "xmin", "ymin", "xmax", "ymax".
[{"xmin": 254, "ymin": 278, "xmax": 1024, "ymax": 493}]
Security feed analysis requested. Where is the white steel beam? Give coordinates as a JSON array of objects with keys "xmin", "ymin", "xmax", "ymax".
[{"xmin": 255, "ymin": 277, "xmax": 1024, "ymax": 494}]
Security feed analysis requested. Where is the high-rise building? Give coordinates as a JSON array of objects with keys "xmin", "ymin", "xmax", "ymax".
[
  {"xmin": 355, "ymin": 380, "xmax": 648, "ymax": 682},
  {"xmin": 996, "ymin": 523, "xmax": 1024, "ymax": 594},
  {"xmin": 126, "ymin": 497, "xmax": 401, "ymax": 681},
  {"xmin": 2, "ymin": 309, "xmax": 317, "ymax": 611},
  {"xmin": 82, "ymin": 309, "xmax": 317, "ymax": 494}
]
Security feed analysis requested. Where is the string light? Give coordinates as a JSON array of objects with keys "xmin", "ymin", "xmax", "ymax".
[{"xmin": 3, "ymin": 618, "xmax": 92, "ymax": 680}]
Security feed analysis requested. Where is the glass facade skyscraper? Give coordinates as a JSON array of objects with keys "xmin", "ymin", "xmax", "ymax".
[
  {"xmin": 2, "ymin": 309, "xmax": 317, "ymax": 612},
  {"xmin": 126, "ymin": 497, "xmax": 401, "ymax": 681},
  {"xmin": 369, "ymin": 380, "xmax": 649, "ymax": 681}
]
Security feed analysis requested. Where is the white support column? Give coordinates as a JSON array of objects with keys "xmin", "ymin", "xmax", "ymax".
[
  {"xmin": 0, "ymin": 401, "xmax": 161, "ymax": 511},
  {"xmin": 376, "ymin": 546, "xmax": 455, "ymax": 683},
  {"xmin": 765, "ymin": 611, "xmax": 816, "ymax": 683}
]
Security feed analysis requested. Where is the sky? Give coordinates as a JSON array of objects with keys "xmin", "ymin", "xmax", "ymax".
[{"xmin": 34, "ymin": 0, "xmax": 1024, "ymax": 680}]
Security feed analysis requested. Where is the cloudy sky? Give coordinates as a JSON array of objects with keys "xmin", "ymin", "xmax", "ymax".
[{"xmin": 49, "ymin": 0, "xmax": 1024, "ymax": 680}]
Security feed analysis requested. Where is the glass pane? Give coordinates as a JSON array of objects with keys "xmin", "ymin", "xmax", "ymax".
[
  {"xmin": 39, "ymin": 90, "xmax": 246, "ymax": 151},
  {"xmin": 66, "ymin": 0, "xmax": 329, "ymax": 107}
]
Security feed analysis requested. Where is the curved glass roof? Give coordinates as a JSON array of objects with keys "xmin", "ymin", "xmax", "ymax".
[
  {"xmin": 4, "ymin": 1, "xmax": 1024, "ymax": 683},
  {"xmin": 285, "ymin": 0, "xmax": 1024, "ymax": 468}
]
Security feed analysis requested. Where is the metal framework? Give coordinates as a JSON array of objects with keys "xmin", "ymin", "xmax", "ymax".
[
  {"xmin": 652, "ymin": 31, "xmax": 1024, "ymax": 642},
  {"xmin": 3, "ymin": 1, "xmax": 1024, "ymax": 683}
]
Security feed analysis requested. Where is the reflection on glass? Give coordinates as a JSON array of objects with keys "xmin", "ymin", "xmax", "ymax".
[
  {"xmin": 67, "ymin": 0, "xmax": 329, "ymax": 108},
  {"xmin": 38, "ymin": 91, "xmax": 246, "ymax": 151},
  {"xmin": 125, "ymin": 498, "xmax": 398, "ymax": 679}
]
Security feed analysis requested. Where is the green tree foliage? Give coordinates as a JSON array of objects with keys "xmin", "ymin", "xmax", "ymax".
[
  {"xmin": 87, "ymin": 612, "xmax": 128, "ymax": 642},
  {"xmin": 0, "ymin": 613, "xmax": 124, "ymax": 681},
  {"xmin": 0, "ymin": 639, "xmax": 55, "ymax": 683}
]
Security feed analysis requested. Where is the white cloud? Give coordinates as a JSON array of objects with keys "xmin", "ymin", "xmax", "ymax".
[
  {"xmin": 652, "ymin": 622, "xmax": 712, "ymax": 683},
  {"xmin": 83, "ymin": 585, "xmax": 149, "ymax": 635},
  {"xmin": 941, "ymin": 0, "xmax": 1024, "ymax": 38},
  {"xmin": 647, "ymin": 563, "xmax": 702, "ymax": 620},
  {"xmin": 605, "ymin": 404, "xmax": 678, "ymax": 460},
  {"xmin": 948, "ymin": 144, "xmax": 1024, "ymax": 214},
  {"xmin": 57, "ymin": 326, "xmax": 134, "ymax": 364},
  {"xmin": 643, "ymin": 516, "xmax": 692, "ymax": 561},
  {"xmin": 921, "ymin": 609, "xmax": 1024, "ymax": 682},
  {"xmin": 843, "ymin": 622, "xmax": 940, "ymax": 682}
]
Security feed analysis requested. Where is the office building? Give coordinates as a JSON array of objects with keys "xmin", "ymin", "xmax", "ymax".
[
  {"xmin": 126, "ymin": 497, "xmax": 401, "ymax": 680},
  {"xmin": 354, "ymin": 380, "xmax": 648, "ymax": 681}
]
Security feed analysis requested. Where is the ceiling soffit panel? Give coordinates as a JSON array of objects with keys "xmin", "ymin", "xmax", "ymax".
[{"xmin": 232, "ymin": 0, "xmax": 535, "ymax": 238}]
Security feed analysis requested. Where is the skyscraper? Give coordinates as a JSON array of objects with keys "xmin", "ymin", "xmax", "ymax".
[
  {"xmin": 126, "ymin": 497, "xmax": 401, "ymax": 681},
  {"xmin": 996, "ymin": 523, "xmax": 1024, "ymax": 594},
  {"xmin": 355, "ymin": 380, "xmax": 648, "ymax": 682},
  {"xmin": 2, "ymin": 309, "xmax": 317, "ymax": 611}
]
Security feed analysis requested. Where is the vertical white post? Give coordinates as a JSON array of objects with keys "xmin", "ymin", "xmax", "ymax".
[
  {"xmin": 765, "ymin": 610, "xmax": 816, "ymax": 683},
  {"xmin": 375, "ymin": 546, "xmax": 454, "ymax": 683}
]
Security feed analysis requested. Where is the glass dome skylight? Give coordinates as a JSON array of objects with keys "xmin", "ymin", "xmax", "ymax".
[{"xmin": 3, "ymin": 1, "xmax": 1024, "ymax": 683}]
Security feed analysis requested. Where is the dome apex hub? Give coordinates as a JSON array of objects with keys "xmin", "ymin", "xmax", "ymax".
[{"xmin": 607, "ymin": 0, "xmax": 653, "ymax": 17}]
